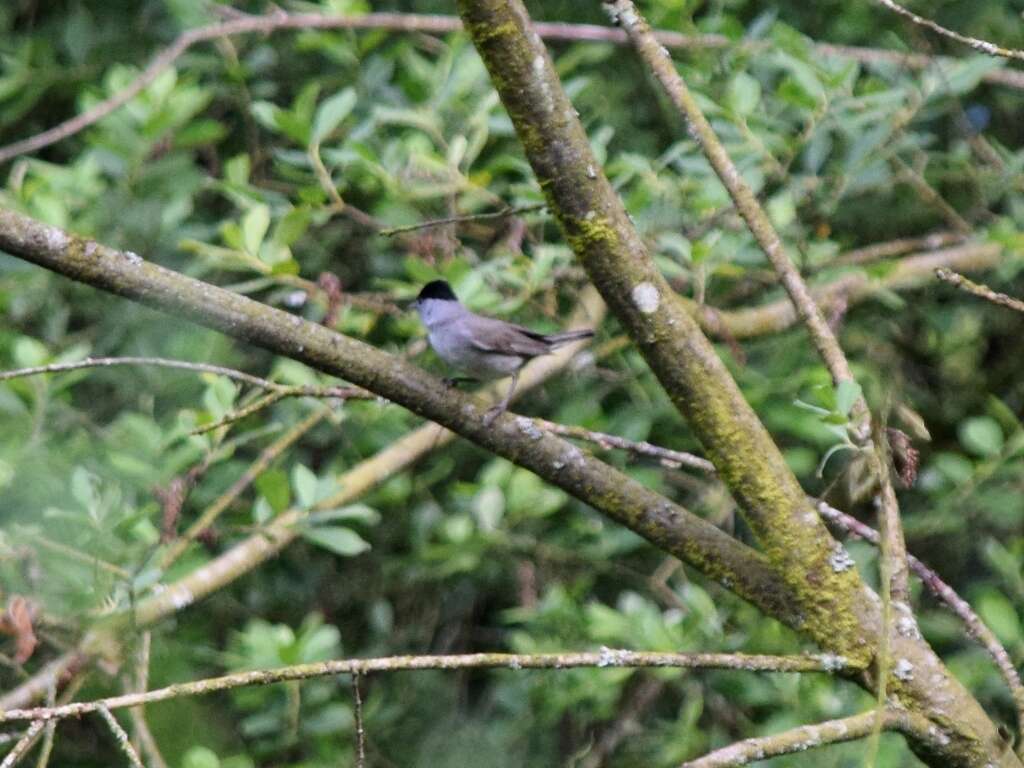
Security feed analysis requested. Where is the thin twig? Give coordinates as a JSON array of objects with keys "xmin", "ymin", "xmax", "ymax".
[
  {"xmin": 162, "ymin": 407, "xmax": 330, "ymax": 567},
  {"xmin": 870, "ymin": 0, "xmax": 1024, "ymax": 61},
  {"xmin": 536, "ymin": 419, "xmax": 715, "ymax": 473},
  {"xmin": 816, "ymin": 500, "xmax": 1024, "ymax": 741},
  {"xmin": 890, "ymin": 156, "xmax": 972, "ymax": 234},
  {"xmin": 829, "ymin": 231, "xmax": 964, "ymax": 268},
  {"xmin": 97, "ymin": 706, "xmax": 144, "ymax": 768},
  {"xmin": 379, "ymin": 203, "xmax": 546, "ymax": 236},
  {"xmin": 352, "ymin": 672, "xmax": 366, "ymax": 768},
  {"xmin": 0, "ymin": 356, "xmax": 278, "ymax": 388},
  {"xmin": 680, "ymin": 708, "xmax": 935, "ymax": 767},
  {"xmin": 31, "ymin": 681, "xmax": 56, "ymax": 768},
  {"xmin": 0, "ymin": 722, "xmax": 44, "ymax": 768},
  {"xmin": 0, "ymin": 356, "xmax": 370, "ymax": 399},
  {"xmin": 0, "ymin": 651, "xmax": 843, "ymax": 724},
  {"xmin": 2, "ymin": 10, "xmax": 1023, "ymax": 167},
  {"xmin": 936, "ymin": 268, "xmax": 1024, "ymax": 313}
]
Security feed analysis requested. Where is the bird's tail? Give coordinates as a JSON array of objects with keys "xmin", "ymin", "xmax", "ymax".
[{"xmin": 543, "ymin": 328, "xmax": 595, "ymax": 349}]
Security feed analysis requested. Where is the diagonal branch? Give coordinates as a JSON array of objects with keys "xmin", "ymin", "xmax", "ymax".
[
  {"xmin": 869, "ymin": 0, "xmax": 1024, "ymax": 61},
  {"xmin": 680, "ymin": 709, "xmax": 936, "ymax": 768},
  {"xmin": 457, "ymin": 0, "xmax": 870, "ymax": 668},
  {"xmin": 604, "ymin": 1, "xmax": 915, "ymax": 721},
  {"xmin": 936, "ymin": 268, "xmax": 1024, "ymax": 313}
]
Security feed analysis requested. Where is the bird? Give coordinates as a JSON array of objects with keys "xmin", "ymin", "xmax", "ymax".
[{"xmin": 412, "ymin": 280, "xmax": 595, "ymax": 422}]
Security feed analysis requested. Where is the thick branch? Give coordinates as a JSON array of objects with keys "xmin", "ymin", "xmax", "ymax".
[
  {"xmin": 0, "ymin": 650, "xmax": 840, "ymax": 724},
  {"xmin": 452, "ymin": 4, "xmax": 1020, "ymax": 764},
  {"xmin": 457, "ymin": 0, "xmax": 869, "ymax": 669},
  {"xmin": 0, "ymin": 208, "xmax": 799, "ymax": 662}
]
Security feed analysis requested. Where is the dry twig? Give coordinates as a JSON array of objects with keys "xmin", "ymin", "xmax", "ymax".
[
  {"xmin": 936, "ymin": 268, "xmax": 1024, "ymax": 313},
  {"xmin": 870, "ymin": 0, "xmax": 1024, "ymax": 61},
  {"xmin": 681, "ymin": 708, "xmax": 936, "ymax": 767}
]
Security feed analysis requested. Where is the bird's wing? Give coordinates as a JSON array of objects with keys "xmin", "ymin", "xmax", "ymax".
[{"xmin": 467, "ymin": 315, "xmax": 552, "ymax": 357}]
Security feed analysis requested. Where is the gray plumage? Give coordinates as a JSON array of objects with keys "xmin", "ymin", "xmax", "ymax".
[{"xmin": 412, "ymin": 280, "xmax": 594, "ymax": 420}]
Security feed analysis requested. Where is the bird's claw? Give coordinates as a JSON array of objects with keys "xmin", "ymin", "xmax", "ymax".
[{"xmin": 482, "ymin": 405, "xmax": 506, "ymax": 426}]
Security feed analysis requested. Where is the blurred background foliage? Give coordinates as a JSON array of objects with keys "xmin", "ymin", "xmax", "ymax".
[{"xmin": 0, "ymin": 0, "xmax": 1023, "ymax": 766}]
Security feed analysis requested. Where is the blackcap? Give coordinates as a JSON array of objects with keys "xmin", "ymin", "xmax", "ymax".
[{"xmin": 412, "ymin": 280, "xmax": 594, "ymax": 421}]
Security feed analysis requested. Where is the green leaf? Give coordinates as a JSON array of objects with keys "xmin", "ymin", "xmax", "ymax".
[
  {"xmin": 976, "ymin": 590, "xmax": 1022, "ymax": 645},
  {"xmin": 182, "ymin": 746, "xmax": 220, "ymax": 768},
  {"xmin": 959, "ymin": 416, "xmax": 1004, "ymax": 457},
  {"xmin": 302, "ymin": 526, "xmax": 370, "ymax": 557},
  {"xmin": 242, "ymin": 204, "xmax": 270, "ymax": 256},
  {"xmin": 835, "ymin": 379, "xmax": 862, "ymax": 417},
  {"xmin": 311, "ymin": 88, "xmax": 356, "ymax": 145},
  {"xmin": 307, "ymin": 504, "xmax": 381, "ymax": 526},
  {"xmin": 291, "ymin": 464, "xmax": 318, "ymax": 509},
  {"xmin": 255, "ymin": 468, "xmax": 290, "ymax": 513},
  {"xmin": 726, "ymin": 72, "xmax": 761, "ymax": 116},
  {"xmin": 12, "ymin": 337, "xmax": 48, "ymax": 368}
]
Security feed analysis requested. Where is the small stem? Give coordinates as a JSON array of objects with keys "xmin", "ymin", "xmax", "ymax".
[
  {"xmin": 162, "ymin": 408, "xmax": 330, "ymax": 568},
  {"xmin": 870, "ymin": 0, "xmax": 1024, "ymax": 61},
  {"xmin": 0, "ymin": 722, "xmax": 44, "ymax": 768},
  {"xmin": 680, "ymin": 708, "xmax": 936, "ymax": 768},
  {"xmin": 352, "ymin": 672, "xmax": 366, "ymax": 768},
  {"xmin": 379, "ymin": 203, "xmax": 546, "ymax": 236},
  {"xmin": 936, "ymin": 268, "xmax": 1024, "ymax": 313},
  {"xmin": 97, "ymin": 706, "xmax": 145, "ymax": 768}
]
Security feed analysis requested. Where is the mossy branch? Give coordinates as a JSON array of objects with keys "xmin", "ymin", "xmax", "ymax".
[
  {"xmin": 450, "ymin": 3, "xmax": 1020, "ymax": 765},
  {"xmin": 456, "ymin": 0, "xmax": 868, "ymax": 665},
  {"xmin": 0, "ymin": 207, "xmax": 798, "ymax": 687}
]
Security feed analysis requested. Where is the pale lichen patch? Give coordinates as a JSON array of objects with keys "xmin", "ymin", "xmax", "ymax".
[
  {"xmin": 631, "ymin": 282, "xmax": 660, "ymax": 314},
  {"xmin": 893, "ymin": 658, "xmax": 914, "ymax": 681}
]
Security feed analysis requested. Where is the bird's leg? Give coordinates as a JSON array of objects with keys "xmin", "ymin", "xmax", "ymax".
[
  {"xmin": 443, "ymin": 376, "xmax": 477, "ymax": 388},
  {"xmin": 483, "ymin": 372, "xmax": 518, "ymax": 426}
]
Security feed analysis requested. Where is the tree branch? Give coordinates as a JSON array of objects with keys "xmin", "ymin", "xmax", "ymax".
[
  {"xmin": 458, "ymin": 0, "xmax": 870, "ymax": 668},
  {"xmin": 936, "ymin": 268, "xmax": 1024, "ymax": 313},
  {"xmin": 816, "ymin": 501, "xmax": 1024, "ymax": 742},
  {"xmin": 379, "ymin": 203, "xmax": 546, "ymax": 236},
  {"xmin": 96, "ymin": 707, "xmax": 144, "ymax": 768},
  {"xmin": 0, "ymin": 356, "xmax": 369, "ymax": 400},
  {"xmin": 697, "ymin": 243, "xmax": 1001, "ymax": 339},
  {"xmin": 680, "ymin": 709, "xmax": 936, "ymax": 768},
  {"xmin": 869, "ymin": 0, "xmax": 1024, "ymax": 61},
  {"xmin": 0, "ymin": 650, "xmax": 842, "ymax": 724},
  {"xmin": 536, "ymin": 418, "xmax": 716, "ymax": 473},
  {"xmin": 0, "ymin": 208, "xmax": 802, "ymax": 637},
  {"xmin": 0, "ymin": 721, "xmax": 43, "ymax": 768},
  {"xmin": 2, "ymin": 9, "xmax": 1023, "ymax": 166}
]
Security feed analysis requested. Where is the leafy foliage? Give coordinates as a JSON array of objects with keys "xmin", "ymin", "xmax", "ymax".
[{"xmin": 1, "ymin": 0, "xmax": 1022, "ymax": 766}]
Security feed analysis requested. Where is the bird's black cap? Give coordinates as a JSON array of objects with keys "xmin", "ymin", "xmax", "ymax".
[{"xmin": 417, "ymin": 280, "xmax": 458, "ymax": 302}]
